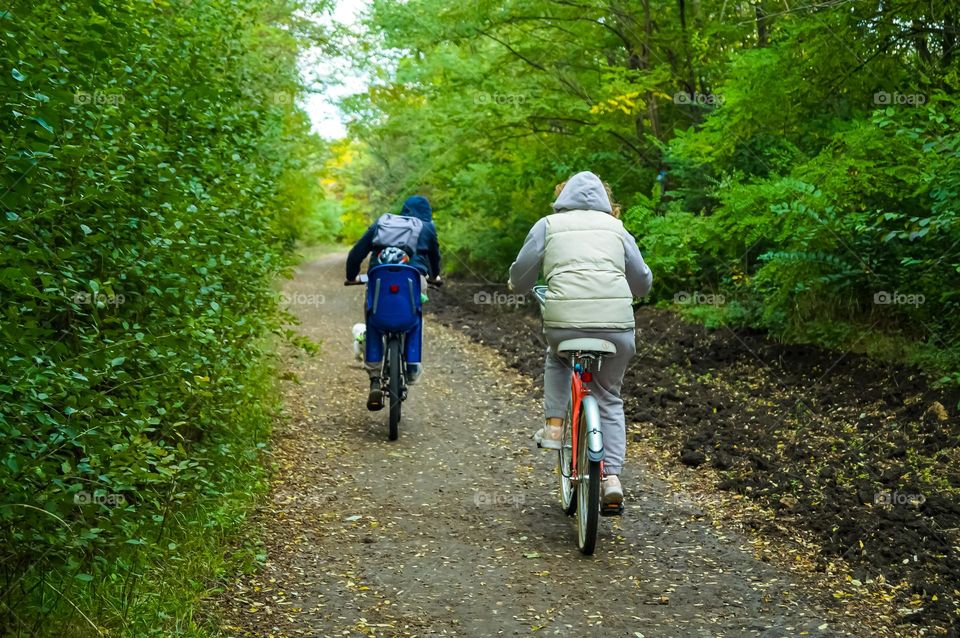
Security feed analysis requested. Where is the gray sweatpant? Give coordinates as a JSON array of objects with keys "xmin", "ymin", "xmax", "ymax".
[{"xmin": 543, "ymin": 328, "xmax": 636, "ymax": 475}]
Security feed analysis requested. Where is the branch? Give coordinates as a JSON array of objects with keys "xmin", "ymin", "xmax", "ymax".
[
  {"xmin": 497, "ymin": 13, "xmax": 634, "ymax": 51},
  {"xmin": 476, "ymin": 29, "xmax": 594, "ymax": 103}
]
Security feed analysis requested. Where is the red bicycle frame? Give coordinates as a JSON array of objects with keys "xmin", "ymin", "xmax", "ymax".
[{"xmin": 568, "ymin": 365, "xmax": 605, "ymax": 481}]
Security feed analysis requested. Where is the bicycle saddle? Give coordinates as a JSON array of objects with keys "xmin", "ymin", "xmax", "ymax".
[{"xmin": 556, "ymin": 338, "xmax": 617, "ymax": 356}]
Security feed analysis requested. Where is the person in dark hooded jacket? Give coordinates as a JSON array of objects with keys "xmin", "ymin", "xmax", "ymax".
[
  {"xmin": 345, "ymin": 195, "xmax": 442, "ymax": 410},
  {"xmin": 346, "ymin": 196, "xmax": 441, "ymax": 281}
]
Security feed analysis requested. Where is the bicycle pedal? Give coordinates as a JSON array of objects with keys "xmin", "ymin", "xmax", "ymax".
[{"xmin": 600, "ymin": 504, "xmax": 624, "ymax": 517}]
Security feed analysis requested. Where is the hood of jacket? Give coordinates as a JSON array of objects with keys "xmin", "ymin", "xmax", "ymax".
[
  {"xmin": 401, "ymin": 195, "xmax": 433, "ymax": 223},
  {"xmin": 552, "ymin": 171, "xmax": 612, "ymax": 214}
]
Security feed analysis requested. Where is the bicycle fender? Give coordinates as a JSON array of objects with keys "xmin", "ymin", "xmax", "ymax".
[{"xmin": 581, "ymin": 395, "xmax": 605, "ymax": 462}]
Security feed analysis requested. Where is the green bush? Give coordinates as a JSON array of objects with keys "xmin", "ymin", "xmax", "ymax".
[
  {"xmin": 0, "ymin": 0, "xmax": 327, "ymax": 633},
  {"xmin": 626, "ymin": 89, "xmax": 960, "ymax": 369}
]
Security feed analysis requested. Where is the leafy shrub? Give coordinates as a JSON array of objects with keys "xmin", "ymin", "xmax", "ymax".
[
  {"xmin": 627, "ymin": 87, "xmax": 960, "ymax": 370},
  {"xmin": 0, "ymin": 0, "xmax": 327, "ymax": 633}
]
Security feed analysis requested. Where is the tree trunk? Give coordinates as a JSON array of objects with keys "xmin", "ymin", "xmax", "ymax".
[
  {"xmin": 913, "ymin": 19, "xmax": 933, "ymax": 65},
  {"xmin": 943, "ymin": 14, "xmax": 956, "ymax": 66},
  {"xmin": 756, "ymin": 3, "xmax": 767, "ymax": 47},
  {"xmin": 643, "ymin": 0, "xmax": 662, "ymax": 140}
]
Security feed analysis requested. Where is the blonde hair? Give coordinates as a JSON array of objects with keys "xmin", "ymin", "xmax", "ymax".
[
  {"xmin": 553, "ymin": 178, "xmax": 621, "ymax": 218},
  {"xmin": 603, "ymin": 181, "xmax": 622, "ymax": 218}
]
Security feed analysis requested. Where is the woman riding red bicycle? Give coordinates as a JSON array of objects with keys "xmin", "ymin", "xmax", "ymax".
[{"xmin": 508, "ymin": 171, "xmax": 652, "ymax": 513}]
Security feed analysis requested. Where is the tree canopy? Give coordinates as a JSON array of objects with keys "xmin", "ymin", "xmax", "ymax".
[{"xmin": 340, "ymin": 0, "xmax": 960, "ymax": 371}]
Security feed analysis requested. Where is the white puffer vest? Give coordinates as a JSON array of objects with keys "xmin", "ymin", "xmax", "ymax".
[{"xmin": 542, "ymin": 209, "xmax": 635, "ymax": 330}]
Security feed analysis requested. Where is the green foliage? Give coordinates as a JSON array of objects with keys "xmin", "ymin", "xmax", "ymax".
[
  {"xmin": 275, "ymin": 114, "xmax": 343, "ymax": 248},
  {"xmin": 644, "ymin": 86, "xmax": 960, "ymax": 361},
  {"xmin": 622, "ymin": 203, "xmax": 710, "ymax": 298},
  {"xmin": 340, "ymin": 0, "xmax": 960, "ymax": 372},
  {"xmin": 0, "ymin": 0, "xmax": 329, "ymax": 634}
]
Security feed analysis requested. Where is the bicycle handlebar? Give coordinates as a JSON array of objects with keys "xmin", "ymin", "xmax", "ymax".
[
  {"xmin": 344, "ymin": 274, "xmax": 444, "ymax": 287},
  {"xmin": 532, "ymin": 285, "xmax": 547, "ymax": 308}
]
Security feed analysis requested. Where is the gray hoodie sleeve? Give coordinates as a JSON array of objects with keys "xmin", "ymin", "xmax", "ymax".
[
  {"xmin": 622, "ymin": 231, "xmax": 653, "ymax": 298},
  {"xmin": 508, "ymin": 218, "xmax": 547, "ymax": 293}
]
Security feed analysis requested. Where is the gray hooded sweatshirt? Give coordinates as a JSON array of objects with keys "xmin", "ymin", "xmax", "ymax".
[{"xmin": 508, "ymin": 171, "xmax": 653, "ymax": 329}]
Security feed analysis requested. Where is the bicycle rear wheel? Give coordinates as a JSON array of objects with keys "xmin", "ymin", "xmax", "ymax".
[
  {"xmin": 387, "ymin": 337, "xmax": 402, "ymax": 440},
  {"xmin": 558, "ymin": 402, "xmax": 576, "ymax": 515},
  {"xmin": 576, "ymin": 397, "xmax": 601, "ymax": 554}
]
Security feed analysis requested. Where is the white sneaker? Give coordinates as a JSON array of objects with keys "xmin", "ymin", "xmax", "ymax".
[
  {"xmin": 533, "ymin": 424, "xmax": 563, "ymax": 450},
  {"xmin": 602, "ymin": 475, "xmax": 624, "ymax": 510}
]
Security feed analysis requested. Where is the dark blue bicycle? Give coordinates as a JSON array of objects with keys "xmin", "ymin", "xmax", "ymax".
[{"xmin": 346, "ymin": 263, "xmax": 423, "ymax": 440}]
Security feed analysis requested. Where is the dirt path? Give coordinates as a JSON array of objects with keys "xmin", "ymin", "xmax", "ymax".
[{"xmin": 213, "ymin": 253, "xmax": 869, "ymax": 637}]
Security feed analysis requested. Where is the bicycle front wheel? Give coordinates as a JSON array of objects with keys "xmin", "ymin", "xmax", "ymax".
[
  {"xmin": 576, "ymin": 396, "xmax": 601, "ymax": 555},
  {"xmin": 387, "ymin": 337, "xmax": 402, "ymax": 440}
]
